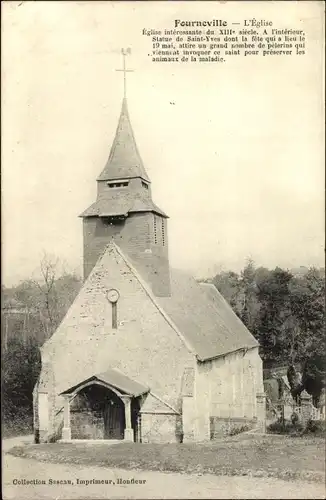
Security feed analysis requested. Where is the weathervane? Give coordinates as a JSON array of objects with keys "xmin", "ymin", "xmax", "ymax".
[{"xmin": 115, "ymin": 48, "xmax": 134, "ymax": 98}]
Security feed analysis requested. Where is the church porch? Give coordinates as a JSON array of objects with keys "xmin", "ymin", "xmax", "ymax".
[{"xmin": 59, "ymin": 369, "xmax": 148, "ymax": 443}]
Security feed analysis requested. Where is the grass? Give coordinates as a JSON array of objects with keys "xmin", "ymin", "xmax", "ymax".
[{"xmin": 8, "ymin": 433, "xmax": 325, "ymax": 483}]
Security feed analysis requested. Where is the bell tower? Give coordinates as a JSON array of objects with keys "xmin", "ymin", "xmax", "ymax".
[{"xmin": 80, "ymin": 49, "xmax": 171, "ymax": 297}]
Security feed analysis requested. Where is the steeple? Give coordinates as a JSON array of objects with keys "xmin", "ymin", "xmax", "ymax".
[
  {"xmin": 80, "ymin": 49, "xmax": 171, "ymax": 297},
  {"xmin": 97, "ymin": 98, "xmax": 150, "ymax": 183}
]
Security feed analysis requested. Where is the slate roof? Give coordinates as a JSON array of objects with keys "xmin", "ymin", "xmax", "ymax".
[
  {"xmin": 157, "ymin": 270, "xmax": 259, "ymax": 361},
  {"xmin": 97, "ymin": 98, "xmax": 150, "ymax": 182},
  {"xmin": 80, "ymin": 198, "xmax": 130, "ymax": 217},
  {"xmin": 60, "ymin": 368, "xmax": 149, "ymax": 397},
  {"xmin": 80, "ymin": 197, "xmax": 167, "ymax": 218}
]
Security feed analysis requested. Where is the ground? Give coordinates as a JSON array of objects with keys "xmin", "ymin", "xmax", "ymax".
[{"xmin": 3, "ymin": 435, "xmax": 325, "ymax": 499}]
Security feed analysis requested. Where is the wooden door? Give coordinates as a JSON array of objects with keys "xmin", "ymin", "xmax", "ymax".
[{"xmin": 104, "ymin": 401, "xmax": 125, "ymax": 439}]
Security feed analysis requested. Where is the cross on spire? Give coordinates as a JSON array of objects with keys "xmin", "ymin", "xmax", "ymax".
[{"xmin": 115, "ymin": 48, "xmax": 134, "ymax": 99}]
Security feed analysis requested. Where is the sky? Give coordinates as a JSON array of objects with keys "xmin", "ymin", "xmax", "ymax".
[{"xmin": 2, "ymin": 1, "xmax": 325, "ymax": 285}]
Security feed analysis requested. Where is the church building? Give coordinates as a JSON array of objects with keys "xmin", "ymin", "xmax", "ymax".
[{"xmin": 34, "ymin": 56, "xmax": 265, "ymax": 443}]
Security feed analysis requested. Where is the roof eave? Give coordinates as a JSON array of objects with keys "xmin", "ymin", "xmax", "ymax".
[
  {"xmin": 60, "ymin": 375, "xmax": 150, "ymax": 398},
  {"xmin": 196, "ymin": 344, "xmax": 259, "ymax": 363},
  {"xmin": 80, "ymin": 209, "xmax": 169, "ymax": 219},
  {"xmin": 96, "ymin": 175, "xmax": 151, "ymax": 183},
  {"xmin": 128, "ymin": 208, "xmax": 169, "ymax": 218}
]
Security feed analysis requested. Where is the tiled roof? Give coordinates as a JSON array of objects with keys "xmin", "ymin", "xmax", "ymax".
[
  {"xmin": 97, "ymin": 98, "xmax": 150, "ymax": 182},
  {"xmin": 60, "ymin": 368, "xmax": 149, "ymax": 397},
  {"xmin": 157, "ymin": 271, "xmax": 259, "ymax": 361}
]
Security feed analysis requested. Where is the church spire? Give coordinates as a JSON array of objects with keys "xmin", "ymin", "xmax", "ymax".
[
  {"xmin": 97, "ymin": 98, "xmax": 150, "ymax": 182},
  {"xmin": 97, "ymin": 49, "xmax": 150, "ymax": 182}
]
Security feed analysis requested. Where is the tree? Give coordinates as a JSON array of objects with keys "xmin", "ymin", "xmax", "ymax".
[
  {"xmin": 302, "ymin": 353, "xmax": 326, "ymax": 407},
  {"xmin": 32, "ymin": 252, "xmax": 60, "ymax": 336},
  {"xmin": 213, "ymin": 271, "xmax": 242, "ymax": 316},
  {"xmin": 12, "ymin": 253, "xmax": 82, "ymax": 341},
  {"xmin": 289, "ymin": 268, "xmax": 325, "ymax": 360},
  {"xmin": 2, "ymin": 255, "xmax": 82, "ymax": 434},
  {"xmin": 2, "ymin": 336, "xmax": 41, "ymax": 423},
  {"xmin": 239, "ymin": 258, "xmax": 260, "ymax": 333},
  {"xmin": 255, "ymin": 267, "xmax": 294, "ymax": 363}
]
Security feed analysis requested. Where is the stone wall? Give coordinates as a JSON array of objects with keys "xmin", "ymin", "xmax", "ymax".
[
  {"xmin": 210, "ymin": 417, "xmax": 256, "ymax": 438},
  {"xmin": 140, "ymin": 413, "xmax": 181, "ymax": 443},
  {"xmin": 195, "ymin": 346, "xmax": 264, "ymax": 437},
  {"xmin": 182, "ymin": 396, "xmax": 196, "ymax": 442}
]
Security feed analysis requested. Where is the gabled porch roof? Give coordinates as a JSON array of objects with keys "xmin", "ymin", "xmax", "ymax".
[{"xmin": 60, "ymin": 368, "xmax": 149, "ymax": 398}]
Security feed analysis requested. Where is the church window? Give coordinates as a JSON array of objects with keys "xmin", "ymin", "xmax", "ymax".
[
  {"xmin": 141, "ymin": 181, "xmax": 149, "ymax": 190},
  {"xmin": 107, "ymin": 181, "xmax": 129, "ymax": 188}
]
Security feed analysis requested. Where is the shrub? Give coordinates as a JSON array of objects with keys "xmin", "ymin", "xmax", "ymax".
[
  {"xmin": 3, "ymin": 410, "xmax": 33, "ymax": 438},
  {"xmin": 268, "ymin": 416, "xmax": 326, "ymax": 435},
  {"xmin": 267, "ymin": 418, "xmax": 303, "ymax": 435},
  {"xmin": 305, "ymin": 419, "xmax": 326, "ymax": 435},
  {"xmin": 229, "ymin": 424, "xmax": 250, "ymax": 436},
  {"xmin": 2, "ymin": 337, "xmax": 41, "ymax": 437}
]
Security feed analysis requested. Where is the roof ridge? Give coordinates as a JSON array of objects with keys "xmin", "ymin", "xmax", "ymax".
[{"xmin": 111, "ymin": 242, "xmax": 196, "ymax": 357}]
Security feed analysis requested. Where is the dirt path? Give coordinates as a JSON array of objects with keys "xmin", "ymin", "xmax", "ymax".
[{"xmin": 3, "ymin": 436, "xmax": 325, "ymax": 499}]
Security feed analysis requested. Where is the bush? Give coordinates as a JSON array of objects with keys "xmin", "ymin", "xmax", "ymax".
[
  {"xmin": 267, "ymin": 418, "xmax": 303, "ymax": 435},
  {"xmin": 229, "ymin": 424, "xmax": 250, "ymax": 436},
  {"xmin": 2, "ymin": 337, "xmax": 41, "ymax": 437},
  {"xmin": 305, "ymin": 419, "xmax": 326, "ymax": 435},
  {"xmin": 3, "ymin": 411, "xmax": 33, "ymax": 438},
  {"xmin": 268, "ymin": 416, "xmax": 326, "ymax": 436}
]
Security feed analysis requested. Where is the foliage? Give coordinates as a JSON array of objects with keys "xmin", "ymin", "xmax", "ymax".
[
  {"xmin": 267, "ymin": 419, "xmax": 303, "ymax": 435},
  {"xmin": 228, "ymin": 424, "xmax": 250, "ymax": 436},
  {"xmin": 2, "ymin": 337, "xmax": 41, "ymax": 414},
  {"xmin": 211, "ymin": 261, "xmax": 325, "ymax": 401},
  {"xmin": 2, "ymin": 257, "xmax": 82, "ymax": 345},
  {"xmin": 302, "ymin": 353, "xmax": 326, "ymax": 406},
  {"xmin": 2, "ymin": 336, "xmax": 41, "ymax": 436},
  {"xmin": 2, "ymin": 255, "xmax": 82, "ymax": 436},
  {"xmin": 268, "ymin": 417, "xmax": 325, "ymax": 436},
  {"xmin": 305, "ymin": 419, "xmax": 326, "ymax": 435},
  {"xmin": 2, "ymin": 413, "xmax": 33, "ymax": 438}
]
